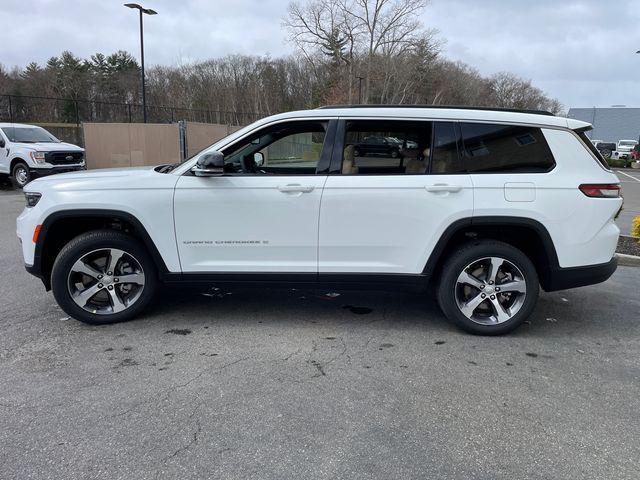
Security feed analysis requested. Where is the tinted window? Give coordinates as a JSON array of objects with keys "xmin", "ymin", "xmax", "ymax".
[
  {"xmin": 222, "ymin": 121, "xmax": 327, "ymax": 174},
  {"xmin": 430, "ymin": 122, "xmax": 463, "ymax": 174},
  {"xmin": 577, "ymin": 130, "xmax": 611, "ymax": 170},
  {"xmin": 460, "ymin": 123, "xmax": 555, "ymax": 173},
  {"xmin": 342, "ymin": 121, "xmax": 431, "ymax": 175},
  {"xmin": 1, "ymin": 126, "xmax": 58, "ymax": 143}
]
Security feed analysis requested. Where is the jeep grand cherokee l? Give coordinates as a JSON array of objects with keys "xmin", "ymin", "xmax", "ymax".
[{"xmin": 16, "ymin": 106, "xmax": 622, "ymax": 335}]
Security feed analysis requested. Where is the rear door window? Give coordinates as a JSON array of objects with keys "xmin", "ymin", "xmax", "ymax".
[
  {"xmin": 460, "ymin": 123, "xmax": 555, "ymax": 173},
  {"xmin": 342, "ymin": 120, "xmax": 432, "ymax": 175}
]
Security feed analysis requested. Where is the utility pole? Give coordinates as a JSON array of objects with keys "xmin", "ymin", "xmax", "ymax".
[{"xmin": 125, "ymin": 3, "xmax": 157, "ymax": 123}]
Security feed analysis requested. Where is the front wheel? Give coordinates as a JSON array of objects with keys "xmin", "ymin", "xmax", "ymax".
[
  {"xmin": 51, "ymin": 230, "xmax": 158, "ymax": 325},
  {"xmin": 437, "ymin": 240, "xmax": 539, "ymax": 335},
  {"xmin": 11, "ymin": 161, "xmax": 31, "ymax": 189}
]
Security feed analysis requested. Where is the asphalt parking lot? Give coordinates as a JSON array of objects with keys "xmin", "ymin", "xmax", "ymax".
[
  {"xmin": 617, "ymin": 168, "xmax": 640, "ymax": 236},
  {"xmin": 0, "ymin": 186, "xmax": 639, "ymax": 480}
]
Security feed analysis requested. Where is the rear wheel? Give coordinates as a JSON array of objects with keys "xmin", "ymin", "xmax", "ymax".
[
  {"xmin": 51, "ymin": 230, "xmax": 158, "ymax": 325},
  {"xmin": 437, "ymin": 240, "xmax": 539, "ymax": 335},
  {"xmin": 11, "ymin": 161, "xmax": 31, "ymax": 189}
]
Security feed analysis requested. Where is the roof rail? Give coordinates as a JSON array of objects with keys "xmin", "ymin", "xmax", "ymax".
[{"xmin": 316, "ymin": 104, "xmax": 556, "ymax": 117}]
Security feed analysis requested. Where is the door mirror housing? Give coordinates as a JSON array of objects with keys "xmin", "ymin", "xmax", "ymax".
[
  {"xmin": 0, "ymin": 139, "xmax": 5, "ymax": 148},
  {"xmin": 192, "ymin": 151, "xmax": 224, "ymax": 177}
]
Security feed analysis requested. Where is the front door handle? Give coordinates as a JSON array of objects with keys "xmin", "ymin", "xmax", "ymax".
[
  {"xmin": 278, "ymin": 184, "xmax": 315, "ymax": 193},
  {"xmin": 425, "ymin": 184, "xmax": 462, "ymax": 193}
]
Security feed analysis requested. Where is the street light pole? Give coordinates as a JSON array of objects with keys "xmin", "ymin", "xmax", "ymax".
[
  {"xmin": 138, "ymin": 8, "xmax": 146, "ymax": 123},
  {"xmin": 125, "ymin": 3, "xmax": 157, "ymax": 123},
  {"xmin": 356, "ymin": 76, "xmax": 365, "ymax": 104}
]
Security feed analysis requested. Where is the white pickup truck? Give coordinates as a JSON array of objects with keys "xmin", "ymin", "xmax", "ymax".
[
  {"xmin": 0, "ymin": 123, "xmax": 86, "ymax": 188},
  {"xmin": 614, "ymin": 139, "xmax": 638, "ymax": 160}
]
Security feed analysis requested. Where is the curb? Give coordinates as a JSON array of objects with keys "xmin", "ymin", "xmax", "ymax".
[{"xmin": 616, "ymin": 253, "xmax": 640, "ymax": 267}]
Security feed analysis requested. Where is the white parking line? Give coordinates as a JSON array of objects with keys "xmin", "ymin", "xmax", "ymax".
[{"xmin": 616, "ymin": 170, "xmax": 640, "ymax": 183}]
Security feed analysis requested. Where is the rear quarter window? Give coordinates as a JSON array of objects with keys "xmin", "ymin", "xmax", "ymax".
[
  {"xmin": 460, "ymin": 123, "xmax": 555, "ymax": 173},
  {"xmin": 576, "ymin": 130, "xmax": 611, "ymax": 171}
]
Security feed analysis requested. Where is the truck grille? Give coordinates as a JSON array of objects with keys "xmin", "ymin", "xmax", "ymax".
[{"xmin": 46, "ymin": 151, "xmax": 84, "ymax": 165}]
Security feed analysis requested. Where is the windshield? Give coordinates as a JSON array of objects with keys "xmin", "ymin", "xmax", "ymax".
[
  {"xmin": 1, "ymin": 126, "xmax": 59, "ymax": 143},
  {"xmin": 619, "ymin": 141, "xmax": 636, "ymax": 146}
]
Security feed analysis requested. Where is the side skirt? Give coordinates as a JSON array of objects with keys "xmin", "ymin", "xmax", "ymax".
[{"xmin": 162, "ymin": 272, "xmax": 431, "ymax": 293}]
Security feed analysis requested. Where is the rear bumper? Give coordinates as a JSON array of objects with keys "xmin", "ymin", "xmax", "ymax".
[{"xmin": 543, "ymin": 257, "xmax": 617, "ymax": 292}]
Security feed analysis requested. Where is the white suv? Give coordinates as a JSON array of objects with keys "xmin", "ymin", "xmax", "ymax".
[
  {"xmin": 16, "ymin": 106, "xmax": 622, "ymax": 335},
  {"xmin": 0, "ymin": 123, "xmax": 86, "ymax": 188}
]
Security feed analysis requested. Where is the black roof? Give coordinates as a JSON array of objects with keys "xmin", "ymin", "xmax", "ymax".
[{"xmin": 317, "ymin": 104, "xmax": 555, "ymax": 117}]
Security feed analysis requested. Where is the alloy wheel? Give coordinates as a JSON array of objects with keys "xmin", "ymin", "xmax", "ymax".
[
  {"xmin": 67, "ymin": 248, "xmax": 146, "ymax": 315},
  {"xmin": 454, "ymin": 256, "xmax": 527, "ymax": 325}
]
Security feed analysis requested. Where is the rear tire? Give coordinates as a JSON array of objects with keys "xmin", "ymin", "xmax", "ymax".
[
  {"xmin": 51, "ymin": 230, "xmax": 158, "ymax": 325},
  {"xmin": 437, "ymin": 240, "xmax": 539, "ymax": 335},
  {"xmin": 11, "ymin": 161, "xmax": 31, "ymax": 189}
]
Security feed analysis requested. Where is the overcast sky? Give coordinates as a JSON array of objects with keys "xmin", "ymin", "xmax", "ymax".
[{"xmin": 2, "ymin": 0, "xmax": 639, "ymax": 108}]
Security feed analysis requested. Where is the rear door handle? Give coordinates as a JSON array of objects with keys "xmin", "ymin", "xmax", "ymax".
[
  {"xmin": 425, "ymin": 184, "xmax": 462, "ymax": 193},
  {"xmin": 278, "ymin": 184, "xmax": 315, "ymax": 193}
]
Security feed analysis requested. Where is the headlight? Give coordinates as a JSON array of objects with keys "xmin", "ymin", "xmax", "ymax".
[
  {"xmin": 29, "ymin": 151, "xmax": 47, "ymax": 164},
  {"xmin": 24, "ymin": 192, "xmax": 42, "ymax": 208}
]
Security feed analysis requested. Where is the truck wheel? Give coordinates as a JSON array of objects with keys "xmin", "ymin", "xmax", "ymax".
[
  {"xmin": 51, "ymin": 230, "xmax": 158, "ymax": 325},
  {"xmin": 437, "ymin": 240, "xmax": 539, "ymax": 335},
  {"xmin": 11, "ymin": 161, "xmax": 31, "ymax": 189}
]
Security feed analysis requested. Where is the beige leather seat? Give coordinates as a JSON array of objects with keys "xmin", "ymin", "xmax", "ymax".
[
  {"xmin": 343, "ymin": 145, "xmax": 359, "ymax": 174},
  {"xmin": 404, "ymin": 147, "xmax": 430, "ymax": 174}
]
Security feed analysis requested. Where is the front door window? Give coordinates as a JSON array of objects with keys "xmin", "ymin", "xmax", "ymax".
[{"xmin": 222, "ymin": 121, "xmax": 328, "ymax": 175}]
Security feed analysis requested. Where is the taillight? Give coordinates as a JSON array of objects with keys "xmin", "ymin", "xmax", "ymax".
[{"xmin": 578, "ymin": 184, "xmax": 621, "ymax": 198}]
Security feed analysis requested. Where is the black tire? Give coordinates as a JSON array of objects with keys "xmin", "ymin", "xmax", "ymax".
[
  {"xmin": 11, "ymin": 161, "xmax": 31, "ymax": 189},
  {"xmin": 51, "ymin": 230, "xmax": 158, "ymax": 325},
  {"xmin": 437, "ymin": 240, "xmax": 539, "ymax": 335},
  {"xmin": 353, "ymin": 148, "xmax": 361, "ymax": 157},
  {"xmin": 390, "ymin": 149, "xmax": 399, "ymax": 158},
  {"xmin": 601, "ymin": 149, "xmax": 612, "ymax": 159}
]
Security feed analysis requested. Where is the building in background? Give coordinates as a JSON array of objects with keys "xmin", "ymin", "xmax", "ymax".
[{"xmin": 567, "ymin": 107, "xmax": 640, "ymax": 142}]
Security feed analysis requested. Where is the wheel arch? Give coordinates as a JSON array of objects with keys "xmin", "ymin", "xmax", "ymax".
[
  {"xmin": 33, "ymin": 209, "xmax": 169, "ymax": 290},
  {"xmin": 424, "ymin": 216, "xmax": 560, "ymax": 291},
  {"xmin": 11, "ymin": 157, "xmax": 30, "ymax": 173}
]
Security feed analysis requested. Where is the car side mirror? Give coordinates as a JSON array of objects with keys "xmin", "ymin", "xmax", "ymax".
[
  {"xmin": 254, "ymin": 152, "xmax": 264, "ymax": 167},
  {"xmin": 192, "ymin": 151, "xmax": 224, "ymax": 177},
  {"xmin": 0, "ymin": 139, "xmax": 5, "ymax": 148}
]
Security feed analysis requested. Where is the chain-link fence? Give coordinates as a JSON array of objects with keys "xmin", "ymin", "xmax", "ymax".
[{"xmin": 0, "ymin": 94, "xmax": 265, "ymax": 127}]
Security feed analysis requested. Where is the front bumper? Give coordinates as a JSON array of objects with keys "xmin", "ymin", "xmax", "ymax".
[
  {"xmin": 30, "ymin": 165, "xmax": 86, "ymax": 178},
  {"xmin": 25, "ymin": 263, "xmax": 50, "ymax": 290},
  {"xmin": 543, "ymin": 257, "xmax": 617, "ymax": 292}
]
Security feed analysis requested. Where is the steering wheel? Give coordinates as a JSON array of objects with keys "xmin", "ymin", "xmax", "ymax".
[
  {"xmin": 240, "ymin": 154, "xmax": 257, "ymax": 173},
  {"xmin": 240, "ymin": 154, "xmax": 267, "ymax": 174}
]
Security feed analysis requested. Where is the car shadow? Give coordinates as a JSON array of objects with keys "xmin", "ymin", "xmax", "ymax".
[{"xmin": 140, "ymin": 284, "xmax": 457, "ymax": 333}]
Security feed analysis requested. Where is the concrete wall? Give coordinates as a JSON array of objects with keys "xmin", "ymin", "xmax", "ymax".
[
  {"xmin": 83, "ymin": 123, "xmax": 181, "ymax": 169},
  {"xmin": 185, "ymin": 121, "xmax": 242, "ymax": 157},
  {"xmin": 83, "ymin": 121, "xmax": 242, "ymax": 168}
]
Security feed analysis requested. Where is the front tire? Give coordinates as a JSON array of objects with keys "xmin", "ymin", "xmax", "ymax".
[
  {"xmin": 11, "ymin": 161, "xmax": 31, "ymax": 189},
  {"xmin": 437, "ymin": 240, "xmax": 539, "ymax": 335},
  {"xmin": 51, "ymin": 230, "xmax": 158, "ymax": 325}
]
